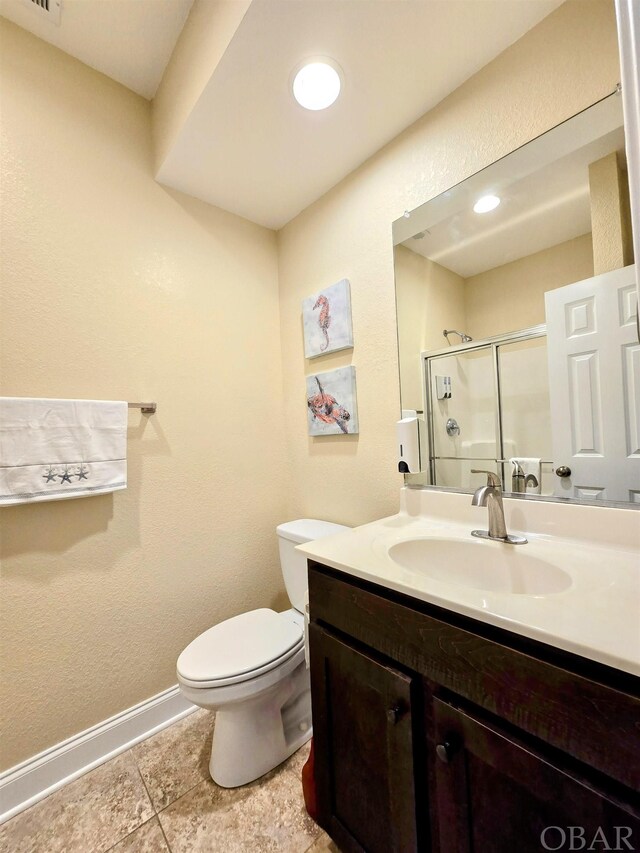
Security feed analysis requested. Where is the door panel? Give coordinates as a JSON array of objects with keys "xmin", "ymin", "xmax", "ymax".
[
  {"xmin": 432, "ymin": 696, "xmax": 640, "ymax": 853},
  {"xmin": 309, "ymin": 623, "xmax": 420, "ymax": 853},
  {"xmin": 545, "ymin": 264, "xmax": 639, "ymax": 501}
]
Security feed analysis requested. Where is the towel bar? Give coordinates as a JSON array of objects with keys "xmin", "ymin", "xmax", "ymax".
[{"xmin": 128, "ymin": 402, "xmax": 156, "ymax": 414}]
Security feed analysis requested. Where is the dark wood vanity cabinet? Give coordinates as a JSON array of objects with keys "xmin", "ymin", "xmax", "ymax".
[
  {"xmin": 431, "ymin": 698, "xmax": 640, "ymax": 853},
  {"xmin": 308, "ymin": 562, "xmax": 640, "ymax": 853},
  {"xmin": 309, "ymin": 624, "xmax": 421, "ymax": 852}
]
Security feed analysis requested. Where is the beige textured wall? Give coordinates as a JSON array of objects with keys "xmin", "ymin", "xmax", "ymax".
[
  {"xmin": 0, "ymin": 0, "xmax": 622, "ymax": 771},
  {"xmin": 394, "ymin": 247, "xmax": 466, "ymax": 411},
  {"xmin": 152, "ymin": 0, "xmax": 252, "ymax": 172},
  {"xmin": 0, "ymin": 20, "xmax": 287, "ymax": 770},
  {"xmin": 589, "ymin": 151, "xmax": 635, "ymax": 273},
  {"xmin": 278, "ymin": 0, "xmax": 620, "ymax": 527},
  {"xmin": 464, "ymin": 232, "xmax": 595, "ymax": 339}
]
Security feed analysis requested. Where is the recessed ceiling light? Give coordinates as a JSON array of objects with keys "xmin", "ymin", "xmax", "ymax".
[
  {"xmin": 473, "ymin": 195, "xmax": 501, "ymax": 213},
  {"xmin": 292, "ymin": 61, "xmax": 341, "ymax": 111}
]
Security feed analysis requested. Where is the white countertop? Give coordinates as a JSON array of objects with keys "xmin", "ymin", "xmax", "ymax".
[{"xmin": 297, "ymin": 488, "xmax": 640, "ymax": 678}]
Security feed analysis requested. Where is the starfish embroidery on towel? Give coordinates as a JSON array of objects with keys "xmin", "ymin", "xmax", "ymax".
[
  {"xmin": 76, "ymin": 465, "xmax": 89, "ymax": 481},
  {"xmin": 43, "ymin": 466, "xmax": 57, "ymax": 483},
  {"xmin": 59, "ymin": 467, "xmax": 73, "ymax": 484}
]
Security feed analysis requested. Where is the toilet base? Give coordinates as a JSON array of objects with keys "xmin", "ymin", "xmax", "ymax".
[{"xmin": 209, "ymin": 659, "xmax": 312, "ymax": 787}]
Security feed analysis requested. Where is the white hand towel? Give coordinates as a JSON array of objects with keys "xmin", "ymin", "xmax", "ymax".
[
  {"xmin": 0, "ymin": 398, "xmax": 127, "ymax": 506},
  {"xmin": 509, "ymin": 457, "xmax": 542, "ymax": 494}
]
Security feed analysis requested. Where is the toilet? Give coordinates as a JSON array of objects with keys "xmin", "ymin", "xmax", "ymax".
[{"xmin": 176, "ymin": 518, "xmax": 348, "ymax": 788}]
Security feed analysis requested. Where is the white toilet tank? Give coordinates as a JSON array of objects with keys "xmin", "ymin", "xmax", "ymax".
[{"xmin": 276, "ymin": 519, "xmax": 348, "ymax": 612}]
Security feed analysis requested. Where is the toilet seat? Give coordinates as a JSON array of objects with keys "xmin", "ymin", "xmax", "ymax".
[{"xmin": 177, "ymin": 608, "xmax": 304, "ymax": 689}]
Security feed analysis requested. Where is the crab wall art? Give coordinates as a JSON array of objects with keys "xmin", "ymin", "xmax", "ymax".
[{"xmin": 306, "ymin": 366, "xmax": 359, "ymax": 436}]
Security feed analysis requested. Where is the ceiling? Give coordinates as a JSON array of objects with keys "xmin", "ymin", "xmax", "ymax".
[
  {"xmin": 1, "ymin": 0, "xmax": 564, "ymax": 229},
  {"xmin": 157, "ymin": 0, "xmax": 563, "ymax": 228},
  {"xmin": 0, "ymin": 0, "xmax": 193, "ymax": 98}
]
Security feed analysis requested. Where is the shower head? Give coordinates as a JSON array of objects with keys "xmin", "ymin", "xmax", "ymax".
[{"xmin": 443, "ymin": 329, "xmax": 473, "ymax": 345}]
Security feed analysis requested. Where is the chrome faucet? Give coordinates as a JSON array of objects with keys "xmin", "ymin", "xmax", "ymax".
[
  {"xmin": 471, "ymin": 470, "xmax": 527, "ymax": 545},
  {"xmin": 511, "ymin": 461, "xmax": 525, "ymax": 493},
  {"xmin": 511, "ymin": 461, "xmax": 539, "ymax": 493}
]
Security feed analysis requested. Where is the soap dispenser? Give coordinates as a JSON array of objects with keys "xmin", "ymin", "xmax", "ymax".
[{"xmin": 397, "ymin": 416, "xmax": 421, "ymax": 473}]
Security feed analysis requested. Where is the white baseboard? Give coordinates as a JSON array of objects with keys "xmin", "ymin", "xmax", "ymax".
[{"xmin": 0, "ymin": 685, "xmax": 196, "ymax": 825}]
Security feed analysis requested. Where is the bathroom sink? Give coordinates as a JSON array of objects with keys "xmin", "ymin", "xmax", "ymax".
[{"xmin": 386, "ymin": 537, "xmax": 572, "ymax": 595}]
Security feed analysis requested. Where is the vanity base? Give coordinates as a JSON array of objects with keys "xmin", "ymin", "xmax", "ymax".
[{"xmin": 308, "ymin": 562, "xmax": 640, "ymax": 853}]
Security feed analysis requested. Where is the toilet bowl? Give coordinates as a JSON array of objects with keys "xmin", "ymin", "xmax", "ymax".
[{"xmin": 176, "ymin": 518, "xmax": 348, "ymax": 788}]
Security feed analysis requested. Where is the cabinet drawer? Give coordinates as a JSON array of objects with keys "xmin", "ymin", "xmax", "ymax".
[{"xmin": 309, "ymin": 563, "xmax": 640, "ymax": 792}]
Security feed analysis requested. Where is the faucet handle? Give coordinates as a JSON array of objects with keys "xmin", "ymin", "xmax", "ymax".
[{"xmin": 471, "ymin": 469, "xmax": 502, "ymax": 488}]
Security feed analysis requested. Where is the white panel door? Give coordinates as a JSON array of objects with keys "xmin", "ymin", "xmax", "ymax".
[{"xmin": 545, "ymin": 264, "xmax": 639, "ymax": 502}]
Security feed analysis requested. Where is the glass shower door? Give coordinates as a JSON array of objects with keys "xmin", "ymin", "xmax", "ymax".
[{"xmin": 427, "ymin": 347, "xmax": 499, "ymax": 489}]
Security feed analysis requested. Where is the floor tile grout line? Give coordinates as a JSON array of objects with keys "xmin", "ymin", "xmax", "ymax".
[
  {"xmin": 132, "ymin": 759, "xmax": 158, "ymax": 817},
  {"xmin": 130, "ymin": 741, "xmax": 203, "ymax": 817},
  {"xmin": 95, "ymin": 755, "xmax": 159, "ymax": 853},
  {"xmin": 101, "ymin": 815, "xmax": 160, "ymax": 853},
  {"xmin": 156, "ymin": 811, "xmax": 174, "ymax": 853},
  {"xmin": 156, "ymin": 775, "xmax": 211, "ymax": 816},
  {"xmin": 130, "ymin": 709, "xmax": 216, "ymax": 817},
  {"xmin": 130, "ymin": 756, "xmax": 176, "ymax": 850}
]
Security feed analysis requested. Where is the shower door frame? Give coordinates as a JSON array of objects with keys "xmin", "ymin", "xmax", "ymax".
[{"xmin": 422, "ymin": 324, "xmax": 547, "ymax": 488}]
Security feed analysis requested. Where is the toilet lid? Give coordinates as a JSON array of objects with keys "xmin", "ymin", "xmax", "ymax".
[{"xmin": 177, "ymin": 608, "xmax": 303, "ymax": 683}]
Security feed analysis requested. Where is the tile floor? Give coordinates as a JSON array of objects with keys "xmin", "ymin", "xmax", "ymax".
[{"xmin": 0, "ymin": 709, "xmax": 340, "ymax": 853}]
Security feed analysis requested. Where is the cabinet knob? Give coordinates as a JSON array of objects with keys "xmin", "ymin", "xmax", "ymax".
[
  {"xmin": 436, "ymin": 740, "xmax": 456, "ymax": 763},
  {"xmin": 387, "ymin": 704, "xmax": 404, "ymax": 725},
  {"xmin": 555, "ymin": 465, "xmax": 571, "ymax": 478}
]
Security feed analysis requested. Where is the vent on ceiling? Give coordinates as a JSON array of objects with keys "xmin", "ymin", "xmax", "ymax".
[{"xmin": 22, "ymin": 0, "xmax": 62, "ymax": 26}]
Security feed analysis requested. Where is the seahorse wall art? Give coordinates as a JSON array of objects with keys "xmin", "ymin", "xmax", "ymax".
[
  {"xmin": 306, "ymin": 366, "xmax": 359, "ymax": 436},
  {"xmin": 313, "ymin": 295, "xmax": 331, "ymax": 351},
  {"xmin": 302, "ymin": 278, "xmax": 354, "ymax": 359}
]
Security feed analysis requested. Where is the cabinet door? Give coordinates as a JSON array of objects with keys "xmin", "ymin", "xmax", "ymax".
[
  {"xmin": 309, "ymin": 623, "xmax": 422, "ymax": 853},
  {"xmin": 432, "ymin": 696, "xmax": 640, "ymax": 853}
]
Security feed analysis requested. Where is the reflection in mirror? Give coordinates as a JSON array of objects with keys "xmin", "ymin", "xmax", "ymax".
[
  {"xmin": 393, "ymin": 92, "xmax": 639, "ymax": 505},
  {"xmin": 428, "ymin": 346, "xmax": 498, "ymax": 489}
]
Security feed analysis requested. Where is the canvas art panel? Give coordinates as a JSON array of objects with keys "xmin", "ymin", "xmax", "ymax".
[
  {"xmin": 306, "ymin": 366, "xmax": 359, "ymax": 436},
  {"xmin": 302, "ymin": 278, "xmax": 354, "ymax": 358}
]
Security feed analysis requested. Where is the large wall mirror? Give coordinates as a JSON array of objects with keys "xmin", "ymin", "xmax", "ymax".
[{"xmin": 393, "ymin": 91, "xmax": 639, "ymax": 506}]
